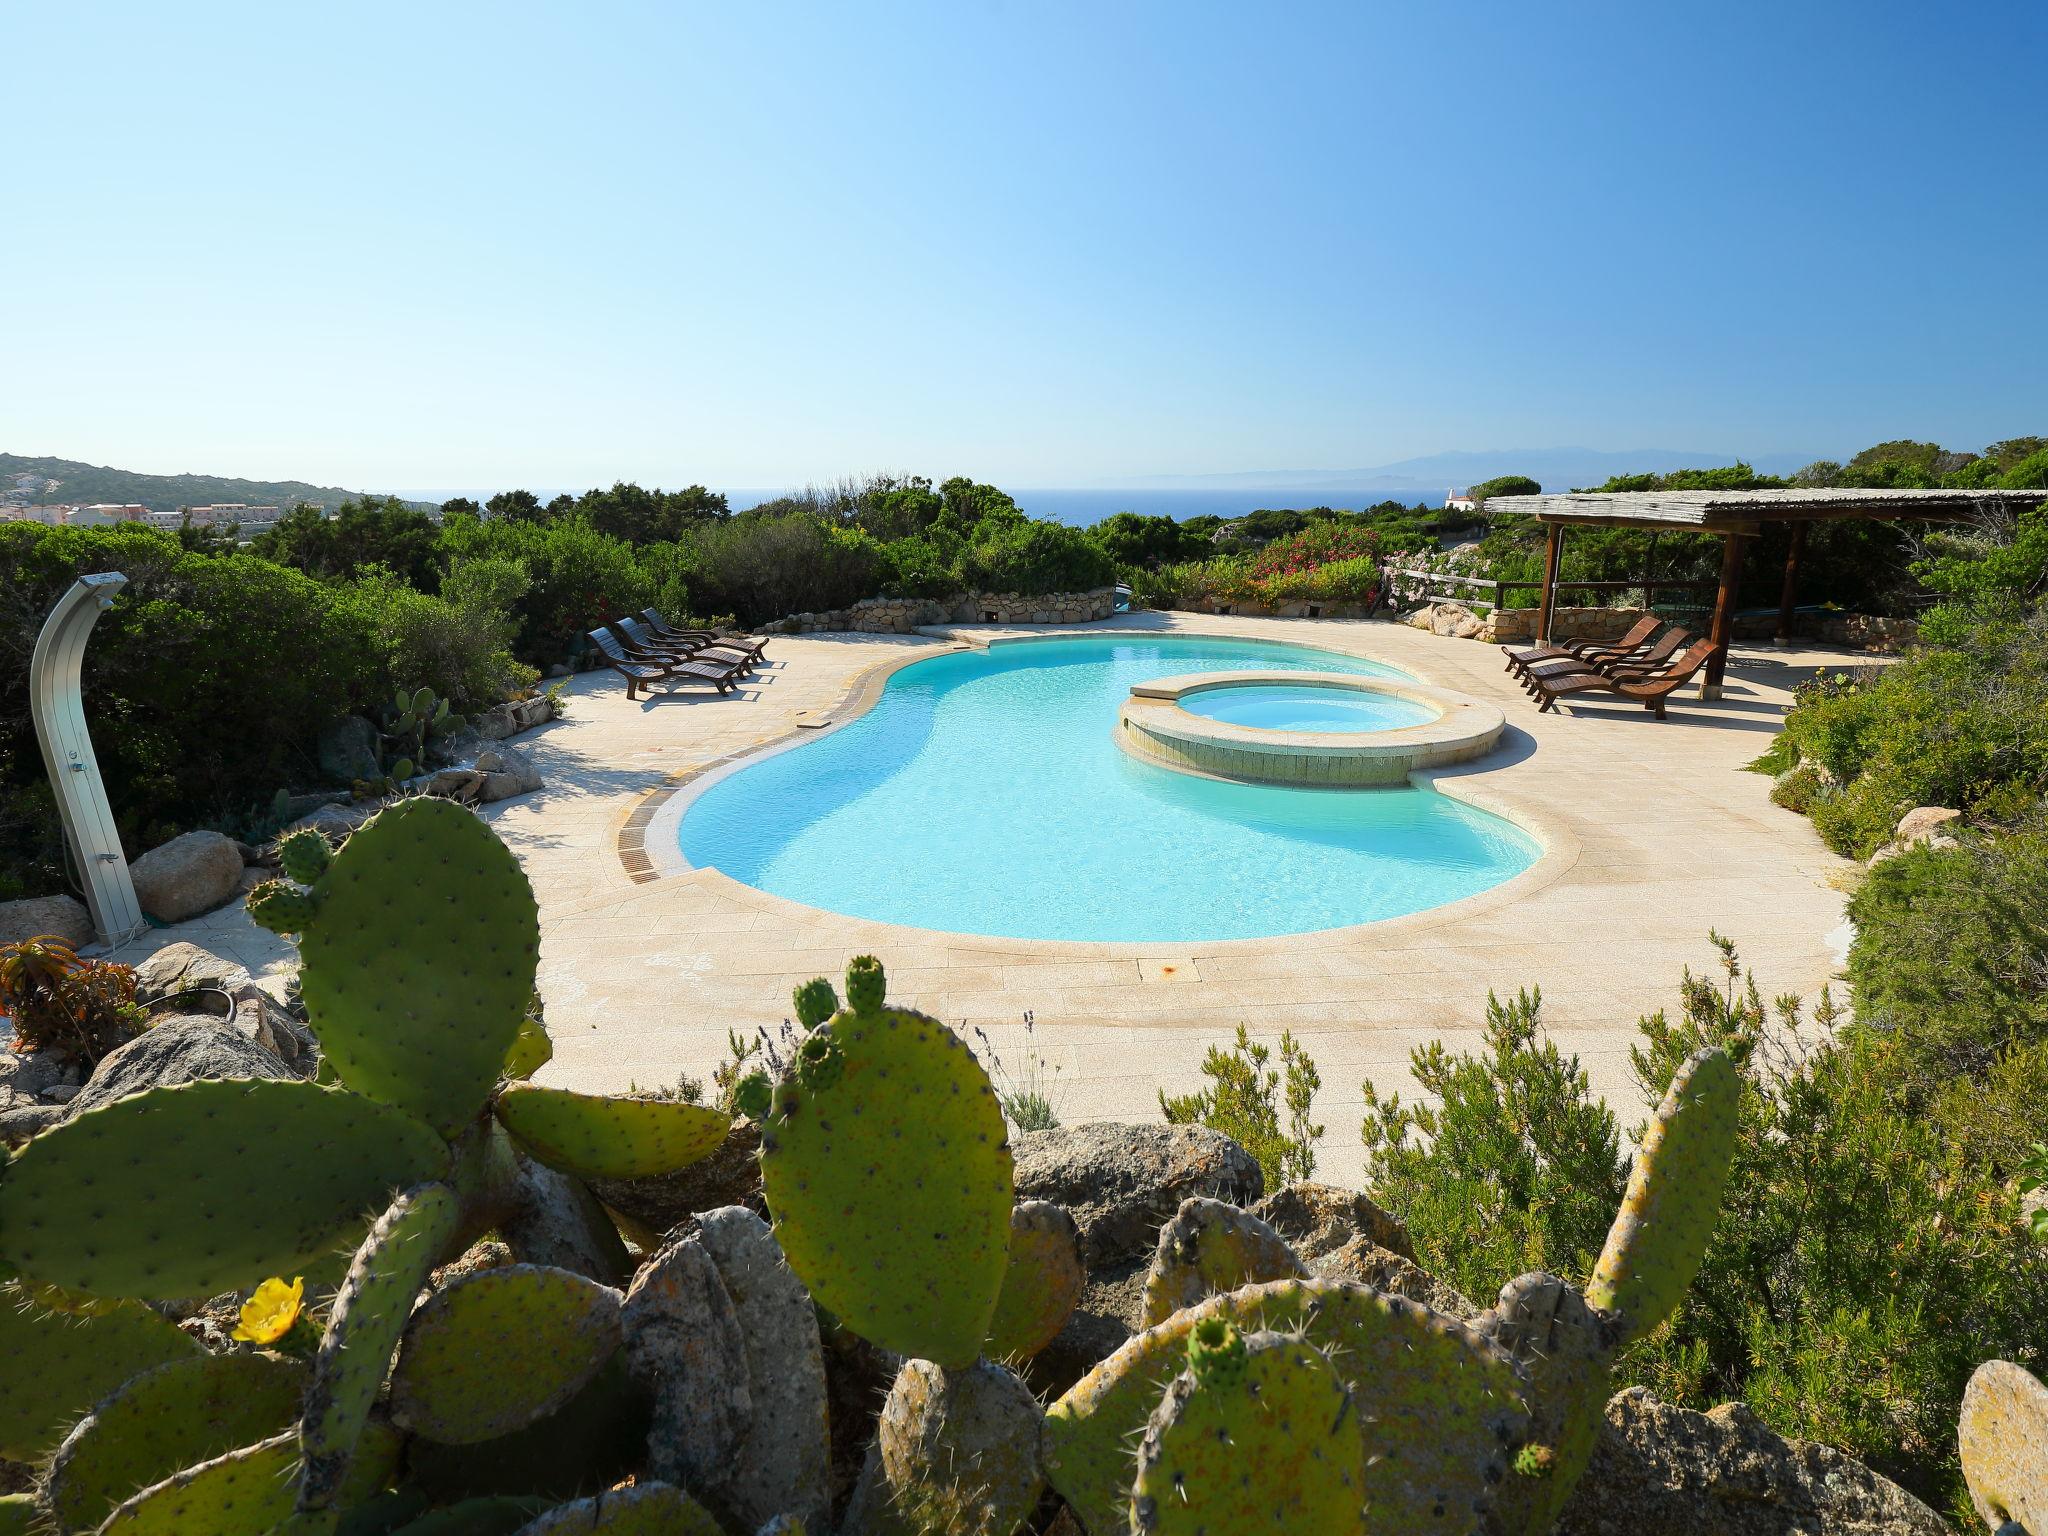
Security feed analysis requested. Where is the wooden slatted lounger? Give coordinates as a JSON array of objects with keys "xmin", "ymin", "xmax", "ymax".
[
  {"xmin": 1503, "ymin": 615, "xmax": 1661, "ymax": 674},
  {"xmin": 640, "ymin": 609, "xmax": 769, "ymax": 662},
  {"xmin": 1512, "ymin": 626, "xmax": 1692, "ymax": 694},
  {"xmin": 585, "ymin": 628, "xmax": 745, "ymax": 699},
  {"xmin": 610, "ymin": 618, "xmax": 758, "ymax": 675},
  {"xmin": 1527, "ymin": 638, "xmax": 1720, "ymax": 718}
]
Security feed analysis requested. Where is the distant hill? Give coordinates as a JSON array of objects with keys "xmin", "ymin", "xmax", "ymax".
[
  {"xmin": 1123, "ymin": 447, "xmax": 1819, "ymax": 495},
  {"xmin": 0, "ymin": 454, "xmax": 432, "ymax": 515}
]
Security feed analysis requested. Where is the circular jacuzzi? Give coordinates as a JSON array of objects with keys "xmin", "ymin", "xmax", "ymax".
[{"xmin": 1117, "ymin": 671, "xmax": 1506, "ymax": 787}]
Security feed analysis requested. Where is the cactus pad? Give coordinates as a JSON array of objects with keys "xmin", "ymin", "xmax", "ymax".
[
  {"xmin": 494, "ymin": 1084, "xmax": 730, "ymax": 1180},
  {"xmin": 1139, "ymin": 1195, "xmax": 1310, "ymax": 1327},
  {"xmin": 297, "ymin": 797, "xmax": 541, "ymax": 1136},
  {"xmin": 512, "ymin": 1483, "xmax": 724, "ymax": 1535},
  {"xmin": 0, "ymin": 1496, "xmax": 32, "ymax": 1536},
  {"xmin": 1481, "ymin": 1272, "xmax": 1620, "ymax": 1536},
  {"xmin": 277, "ymin": 828, "xmax": 333, "ymax": 884},
  {"xmin": 1586, "ymin": 1048, "xmax": 1738, "ymax": 1344},
  {"xmin": 97, "ymin": 1421, "xmax": 401, "ymax": 1535},
  {"xmin": 0, "ymin": 1283, "xmax": 201, "ymax": 1459},
  {"xmin": 1959, "ymin": 1359, "xmax": 2048, "ymax": 1535},
  {"xmin": 47, "ymin": 1351, "xmax": 308, "ymax": 1531},
  {"xmin": 875, "ymin": 1357, "xmax": 1045, "ymax": 1536},
  {"xmin": 1133, "ymin": 1325, "xmax": 1362, "ymax": 1536},
  {"xmin": 247, "ymin": 879, "xmax": 320, "ymax": 934},
  {"xmin": 757, "ymin": 960, "xmax": 1012, "ymax": 1367},
  {"xmin": 0, "ymin": 1078, "xmax": 448, "ymax": 1297},
  {"xmin": 843, "ymin": 956, "xmax": 885, "ymax": 1015},
  {"xmin": 984, "ymin": 1199, "xmax": 1086, "ymax": 1362},
  {"xmin": 501, "ymin": 1010, "xmax": 553, "ymax": 1080},
  {"xmin": 390, "ymin": 1264, "xmax": 623, "ymax": 1444},
  {"xmin": 301, "ymin": 1183, "xmax": 464, "ymax": 1511},
  {"xmin": 792, "ymin": 977, "xmax": 837, "ymax": 1029},
  {"xmin": 1045, "ymin": 1276, "xmax": 1528, "ymax": 1536}
]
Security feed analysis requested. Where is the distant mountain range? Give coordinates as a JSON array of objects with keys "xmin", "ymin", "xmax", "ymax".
[
  {"xmin": 0, "ymin": 454, "xmax": 420, "ymax": 515},
  {"xmin": 1115, "ymin": 447, "xmax": 1820, "ymax": 494}
]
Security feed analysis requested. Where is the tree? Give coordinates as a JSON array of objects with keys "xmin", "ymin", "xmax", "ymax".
[
  {"xmin": 485, "ymin": 489, "xmax": 544, "ymax": 523},
  {"xmin": 575, "ymin": 482, "xmax": 729, "ymax": 544},
  {"xmin": 1469, "ymin": 474, "xmax": 1541, "ymax": 501},
  {"xmin": 250, "ymin": 497, "xmax": 443, "ymax": 592},
  {"xmin": 438, "ymin": 497, "xmax": 481, "ymax": 519},
  {"xmin": 1087, "ymin": 512, "xmax": 1210, "ymax": 570}
]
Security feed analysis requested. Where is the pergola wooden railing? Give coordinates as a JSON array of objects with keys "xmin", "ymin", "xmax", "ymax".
[
  {"xmin": 1483, "ymin": 488, "xmax": 2045, "ymax": 697},
  {"xmin": 1382, "ymin": 566, "xmax": 1719, "ymax": 614}
]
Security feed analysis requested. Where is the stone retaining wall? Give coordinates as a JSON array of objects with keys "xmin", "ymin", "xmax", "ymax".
[
  {"xmin": 771, "ymin": 587, "xmax": 1118, "ymax": 635},
  {"xmin": 1153, "ymin": 597, "xmax": 1378, "ymax": 620}
]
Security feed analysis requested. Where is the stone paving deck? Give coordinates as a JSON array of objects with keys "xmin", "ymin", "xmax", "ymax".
[{"xmin": 113, "ymin": 613, "xmax": 1867, "ymax": 1187}]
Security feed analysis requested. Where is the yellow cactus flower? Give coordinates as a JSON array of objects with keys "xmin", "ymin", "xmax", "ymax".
[{"xmin": 233, "ymin": 1276, "xmax": 305, "ymax": 1345}]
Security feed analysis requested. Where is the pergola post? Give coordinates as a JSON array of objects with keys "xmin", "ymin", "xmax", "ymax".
[
  {"xmin": 1702, "ymin": 532, "xmax": 1746, "ymax": 699},
  {"xmin": 1774, "ymin": 522, "xmax": 1807, "ymax": 645},
  {"xmin": 1535, "ymin": 523, "xmax": 1564, "ymax": 643}
]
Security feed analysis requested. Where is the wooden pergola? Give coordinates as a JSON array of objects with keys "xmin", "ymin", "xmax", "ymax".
[{"xmin": 1485, "ymin": 488, "xmax": 2043, "ymax": 697}]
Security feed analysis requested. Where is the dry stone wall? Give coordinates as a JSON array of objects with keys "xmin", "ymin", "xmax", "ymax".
[{"xmin": 770, "ymin": 587, "xmax": 1118, "ymax": 635}]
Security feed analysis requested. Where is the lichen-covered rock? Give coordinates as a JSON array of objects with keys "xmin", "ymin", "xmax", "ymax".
[
  {"xmin": 130, "ymin": 941, "xmax": 250, "ymax": 1008},
  {"xmin": 1250, "ymin": 1180, "xmax": 1415, "ymax": 1263},
  {"xmin": 622, "ymin": 1234, "xmax": 752, "ymax": 1500},
  {"xmin": 1959, "ymin": 1359, "xmax": 2048, "ymax": 1536},
  {"xmin": 1013, "ymin": 1123, "xmax": 1263, "ymax": 1270},
  {"xmin": 128, "ymin": 830, "xmax": 246, "ymax": 921},
  {"xmin": 1313, "ymin": 1233, "xmax": 1478, "ymax": 1319},
  {"xmin": 1551, "ymin": 1388, "xmax": 1948, "ymax": 1536},
  {"xmin": 66, "ymin": 1015, "xmax": 291, "ymax": 1117},
  {"xmin": 695, "ymin": 1206, "xmax": 832, "ymax": 1533},
  {"xmin": 587, "ymin": 1120, "xmax": 764, "ymax": 1234},
  {"xmin": 0, "ymin": 893, "xmax": 94, "ymax": 946}
]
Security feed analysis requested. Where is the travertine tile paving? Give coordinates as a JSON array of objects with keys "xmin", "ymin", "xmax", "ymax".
[{"xmin": 117, "ymin": 614, "xmax": 1866, "ymax": 1187}]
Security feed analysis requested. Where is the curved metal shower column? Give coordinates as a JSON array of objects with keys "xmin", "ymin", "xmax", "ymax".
[{"xmin": 30, "ymin": 573, "xmax": 147, "ymax": 947}]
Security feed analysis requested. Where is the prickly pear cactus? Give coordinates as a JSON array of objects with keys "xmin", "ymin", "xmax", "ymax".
[
  {"xmin": 0, "ymin": 1284, "xmax": 201, "ymax": 1460},
  {"xmin": 1132, "ymin": 1322, "xmax": 1362, "ymax": 1536},
  {"xmin": 0, "ymin": 1079, "xmax": 448, "ymax": 1297},
  {"xmin": 290, "ymin": 797, "xmax": 542, "ymax": 1136},
  {"xmin": 984, "ymin": 1199, "xmax": 1086, "ymax": 1362},
  {"xmin": 494, "ymin": 1084, "xmax": 730, "ymax": 1180},
  {"xmin": 501, "ymin": 1009, "xmax": 553, "ymax": 1080},
  {"xmin": 390, "ymin": 1264, "xmax": 623, "ymax": 1445},
  {"xmin": 511, "ymin": 1482, "xmax": 724, "ymax": 1534},
  {"xmin": 300, "ymin": 1183, "xmax": 464, "ymax": 1511},
  {"xmin": 757, "ymin": 958, "xmax": 1013, "ymax": 1367},
  {"xmin": 1959, "ymin": 1359, "xmax": 2048, "ymax": 1535},
  {"xmin": 1138, "ymin": 1195, "xmax": 1310, "ymax": 1327},
  {"xmin": 47, "ymin": 1351, "xmax": 308, "ymax": 1532},
  {"xmin": 0, "ymin": 1495, "xmax": 33, "ymax": 1535},
  {"xmin": 1586, "ymin": 1048, "xmax": 1739, "ymax": 1344},
  {"xmin": 276, "ymin": 828, "xmax": 332, "ymax": 884},
  {"xmin": 792, "ymin": 977, "xmax": 836, "ymax": 1028},
  {"xmin": 1045, "ymin": 1276, "xmax": 1527, "ymax": 1536},
  {"xmin": 246, "ymin": 878, "xmax": 318, "ymax": 934},
  {"xmin": 97, "ymin": 1421, "xmax": 401, "ymax": 1535},
  {"xmin": 1481, "ymin": 1272, "xmax": 1620, "ymax": 1536},
  {"xmin": 873, "ymin": 1358, "xmax": 1045, "ymax": 1536}
]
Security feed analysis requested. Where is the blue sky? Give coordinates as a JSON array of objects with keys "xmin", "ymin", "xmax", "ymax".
[{"xmin": 5, "ymin": 0, "xmax": 2043, "ymax": 490}]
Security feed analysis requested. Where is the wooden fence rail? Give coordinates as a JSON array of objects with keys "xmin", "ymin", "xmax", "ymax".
[{"xmin": 1382, "ymin": 566, "xmax": 1720, "ymax": 614}]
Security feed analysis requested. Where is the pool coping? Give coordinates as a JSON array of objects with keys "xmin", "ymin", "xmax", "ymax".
[{"xmin": 618, "ymin": 627, "xmax": 1580, "ymax": 957}]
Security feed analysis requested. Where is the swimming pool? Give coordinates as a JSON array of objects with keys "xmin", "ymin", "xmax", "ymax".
[
  {"xmin": 675, "ymin": 635, "xmax": 1537, "ymax": 942},
  {"xmin": 1176, "ymin": 683, "xmax": 1439, "ymax": 734}
]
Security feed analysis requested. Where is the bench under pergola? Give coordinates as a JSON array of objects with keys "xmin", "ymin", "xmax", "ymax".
[{"xmin": 1485, "ymin": 488, "xmax": 2044, "ymax": 698}]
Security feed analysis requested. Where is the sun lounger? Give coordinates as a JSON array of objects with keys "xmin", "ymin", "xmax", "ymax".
[
  {"xmin": 1503, "ymin": 616, "xmax": 1662, "ymax": 674},
  {"xmin": 639, "ymin": 609, "xmax": 769, "ymax": 662},
  {"xmin": 610, "ymin": 618, "xmax": 758, "ymax": 675},
  {"xmin": 1526, "ymin": 638, "xmax": 1720, "ymax": 718},
  {"xmin": 586, "ymin": 628, "xmax": 745, "ymax": 699},
  {"xmin": 1511, "ymin": 626, "xmax": 1692, "ymax": 693}
]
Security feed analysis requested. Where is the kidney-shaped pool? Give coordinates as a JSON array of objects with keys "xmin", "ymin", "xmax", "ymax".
[{"xmin": 675, "ymin": 635, "xmax": 1536, "ymax": 942}]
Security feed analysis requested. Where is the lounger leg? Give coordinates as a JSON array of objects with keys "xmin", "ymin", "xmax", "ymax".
[{"xmin": 1652, "ymin": 699, "xmax": 1666, "ymax": 719}]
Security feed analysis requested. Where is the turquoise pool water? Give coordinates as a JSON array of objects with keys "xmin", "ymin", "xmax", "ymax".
[
  {"xmin": 1178, "ymin": 683, "xmax": 1437, "ymax": 734},
  {"xmin": 676, "ymin": 636, "xmax": 1536, "ymax": 942}
]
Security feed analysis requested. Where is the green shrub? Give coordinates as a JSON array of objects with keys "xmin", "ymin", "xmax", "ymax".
[
  {"xmin": 439, "ymin": 512, "xmax": 654, "ymax": 665},
  {"xmin": 1160, "ymin": 1025, "xmax": 1323, "ymax": 1186},
  {"xmin": 0, "ymin": 523, "xmax": 380, "ymax": 889},
  {"xmin": 1360, "ymin": 987, "xmax": 1624, "ymax": 1301},
  {"xmin": 344, "ymin": 565, "xmax": 537, "ymax": 713},
  {"xmin": 959, "ymin": 519, "xmax": 1116, "ymax": 596},
  {"xmin": 683, "ymin": 514, "xmax": 884, "ymax": 623}
]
